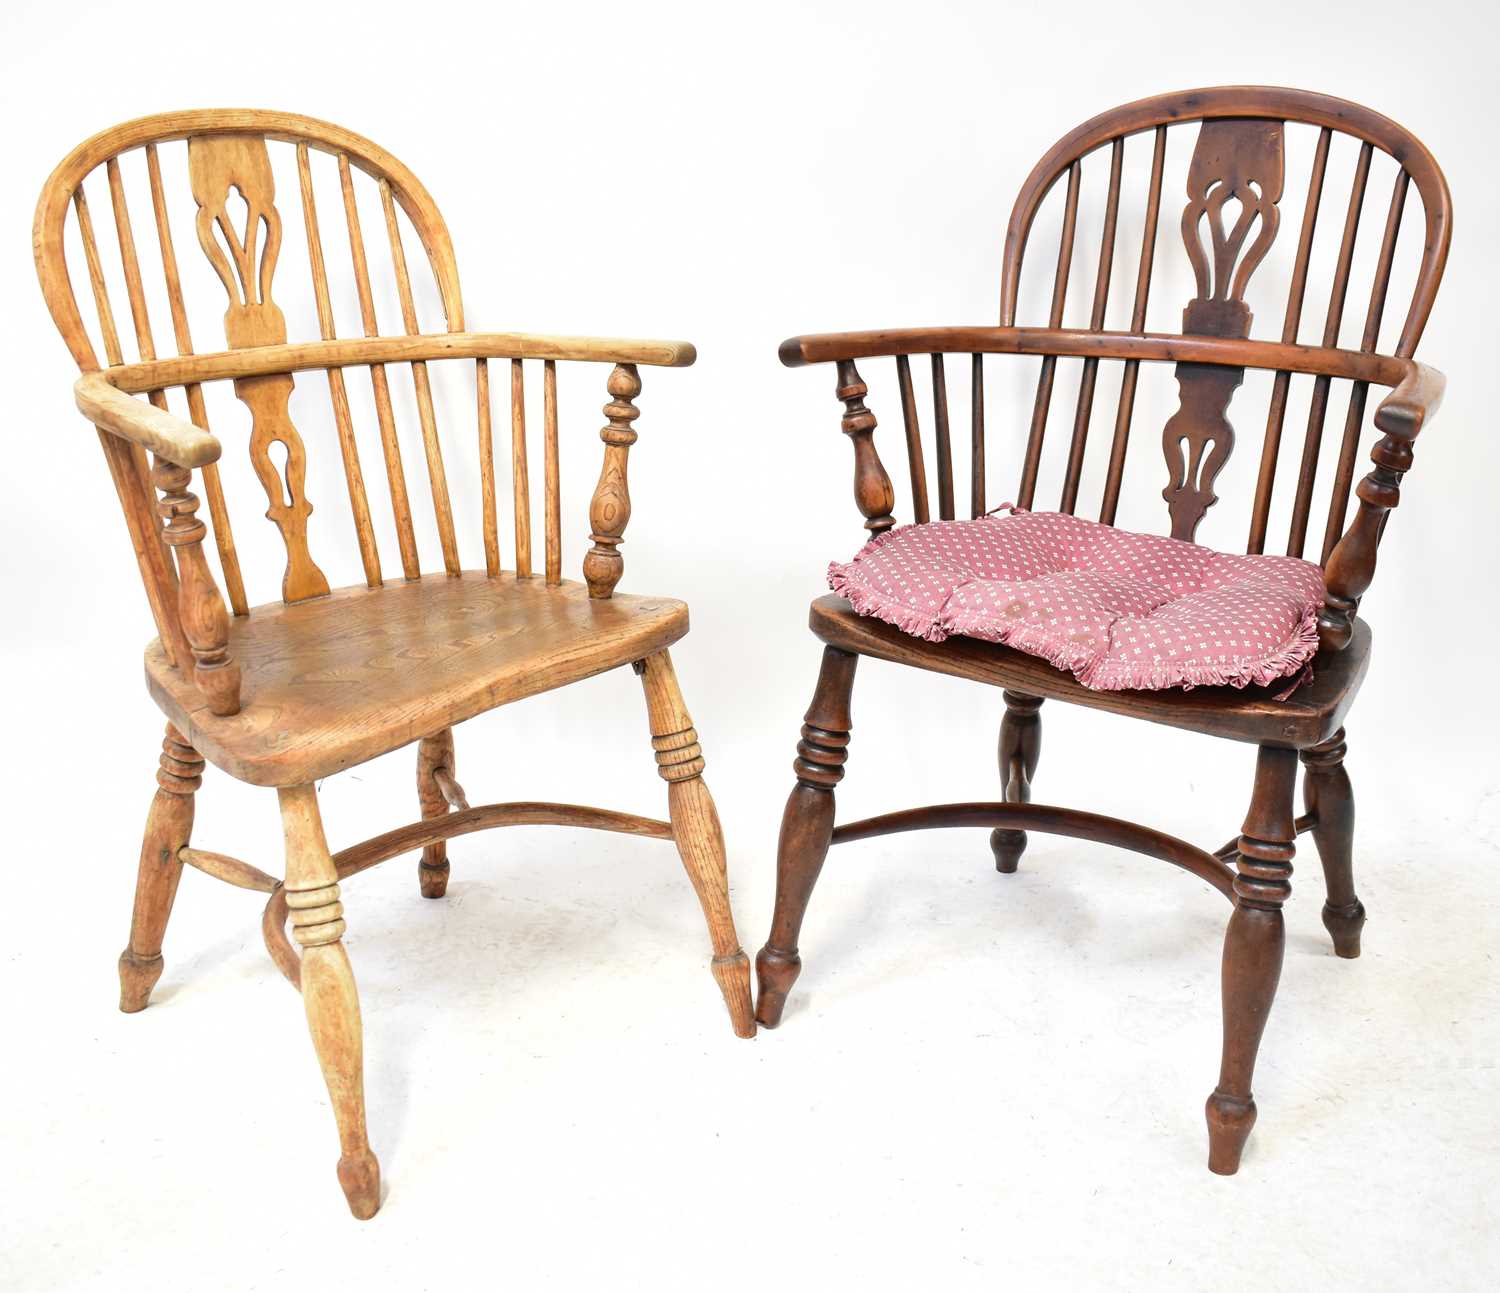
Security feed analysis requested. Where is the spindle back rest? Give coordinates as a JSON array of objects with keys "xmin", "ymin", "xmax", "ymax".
[
  {"xmin": 780, "ymin": 87, "xmax": 1450, "ymax": 653},
  {"xmin": 35, "ymin": 110, "xmax": 683, "ymax": 700}
]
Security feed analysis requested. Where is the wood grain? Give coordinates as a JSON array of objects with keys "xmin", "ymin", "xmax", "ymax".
[
  {"xmin": 146, "ymin": 575, "xmax": 688, "ymax": 785},
  {"xmin": 279, "ymin": 784, "xmax": 380, "ymax": 1219},
  {"xmin": 637, "ymin": 651, "xmax": 756, "ymax": 1038},
  {"xmin": 36, "ymin": 106, "xmax": 752, "ymax": 1219},
  {"xmin": 119, "ymin": 726, "xmax": 202, "ymax": 1012}
]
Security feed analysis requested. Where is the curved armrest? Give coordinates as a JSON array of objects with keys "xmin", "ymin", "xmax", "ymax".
[
  {"xmin": 103, "ymin": 331, "xmax": 696, "ymax": 395},
  {"xmin": 1373, "ymin": 361, "xmax": 1445, "ymax": 439},
  {"xmin": 75, "ymin": 372, "xmax": 221, "ymax": 467},
  {"xmin": 778, "ymin": 325, "xmax": 1409, "ymax": 387}
]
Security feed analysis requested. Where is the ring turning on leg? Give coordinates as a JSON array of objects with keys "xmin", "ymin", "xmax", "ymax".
[
  {"xmin": 636, "ymin": 651, "xmax": 756, "ymax": 1038},
  {"xmin": 756, "ymin": 646, "xmax": 859, "ymax": 1028},
  {"xmin": 1206, "ymin": 744, "xmax": 1296, "ymax": 1175},
  {"xmin": 119, "ymin": 724, "xmax": 203, "ymax": 1013},
  {"xmin": 279, "ymin": 784, "xmax": 381, "ymax": 1218}
]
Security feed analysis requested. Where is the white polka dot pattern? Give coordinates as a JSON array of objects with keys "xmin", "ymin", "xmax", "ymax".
[{"xmin": 827, "ymin": 507, "xmax": 1325, "ymax": 692}]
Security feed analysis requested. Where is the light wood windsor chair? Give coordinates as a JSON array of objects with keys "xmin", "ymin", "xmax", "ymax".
[
  {"xmin": 758, "ymin": 87, "xmax": 1450, "ymax": 1172},
  {"xmin": 34, "ymin": 110, "xmax": 755, "ymax": 1220}
]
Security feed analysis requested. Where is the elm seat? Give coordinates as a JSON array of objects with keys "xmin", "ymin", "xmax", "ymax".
[
  {"xmin": 145, "ymin": 574, "xmax": 690, "ymax": 787},
  {"xmin": 828, "ymin": 510, "xmax": 1326, "ymax": 692}
]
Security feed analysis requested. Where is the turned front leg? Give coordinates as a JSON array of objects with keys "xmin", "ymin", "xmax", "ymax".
[
  {"xmin": 119, "ymin": 724, "xmax": 203, "ymax": 1012},
  {"xmin": 1301, "ymin": 729, "xmax": 1363, "ymax": 958},
  {"xmin": 990, "ymin": 691, "xmax": 1042, "ymax": 874},
  {"xmin": 635, "ymin": 651, "xmax": 755, "ymax": 1038},
  {"xmin": 756, "ymin": 646, "xmax": 859, "ymax": 1028},
  {"xmin": 1206, "ymin": 744, "xmax": 1296, "ymax": 1175},
  {"xmin": 279, "ymin": 784, "xmax": 380, "ymax": 1218}
]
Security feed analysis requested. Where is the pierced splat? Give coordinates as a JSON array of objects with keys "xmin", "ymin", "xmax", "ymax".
[
  {"xmin": 1162, "ymin": 119, "xmax": 1285, "ymax": 540},
  {"xmin": 188, "ymin": 135, "xmax": 329, "ymax": 602}
]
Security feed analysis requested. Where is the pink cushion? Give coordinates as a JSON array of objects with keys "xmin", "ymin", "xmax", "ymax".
[{"xmin": 827, "ymin": 508, "xmax": 1324, "ymax": 692}]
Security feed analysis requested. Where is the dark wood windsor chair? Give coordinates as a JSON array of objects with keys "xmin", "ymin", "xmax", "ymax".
[
  {"xmin": 34, "ymin": 110, "xmax": 756, "ymax": 1219},
  {"xmin": 757, "ymin": 86, "xmax": 1451, "ymax": 1172}
]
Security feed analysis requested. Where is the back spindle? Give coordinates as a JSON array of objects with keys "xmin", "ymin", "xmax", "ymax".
[
  {"xmin": 512, "ymin": 358, "xmax": 532, "ymax": 578},
  {"xmin": 1061, "ymin": 137, "xmax": 1123, "ymax": 515},
  {"xmin": 895, "ymin": 354, "xmax": 930, "ymax": 524},
  {"xmin": 1287, "ymin": 141, "xmax": 1372, "ymax": 557},
  {"xmin": 381, "ymin": 178, "xmax": 459, "ymax": 575},
  {"xmin": 1100, "ymin": 125, "xmax": 1166, "ymax": 525},
  {"xmin": 73, "ymin": 184, "xmax": 124, "ymax": 366},
  {"xmin": 1320, "ymin": 169, "xmax": 1409, "ymax": 564},
  {"xmin": 970, "ymin": 354, "xmax": 985, "ymax": 517},
  {"xmin": 298, "ymin": 144, "xmax": 381, "ymax": 589},
  {"xmin": 341, "ymin": 154, "xmax": 419, "ymax": 579},
  {"xmin": 477, "ymin": 358, "xmax": 499, "ymax": 575},
  {"xmin": 1249, "ymin": 127, "xmax": 1331, "ymax": 554},
  {"xmin": 1019, "ymin": 159, "xmax": 1081, "ymax": 509},
  {"xmin": 930, "ymin": 355, "xmax": 954, "ymax": 520},
  {"xmin": 544, "ymin": 359, "xmax": 561, "ymax": 584}
]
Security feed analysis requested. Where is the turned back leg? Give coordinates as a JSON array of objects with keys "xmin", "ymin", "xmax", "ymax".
[
  {"xmin": 1301, "ymin": 728, "xmax": 1363, "ymax": 958},
  {"xmin": 279, "ymin": 784, "xmax": 381, "ymax": 1218},
  {"xmin": 990, "ymin": 691, "xmax": 1042, "ymax": 874},
  {"xmin": 119, "ymin": 724, "xmax": 203, "ymax": 1013},
  {"xmin": 416, "ymin": 729, "xmax": 466, "ymax": 899},
  {"xmin": 756, "ymin": 646, "xmax": 859, "ymax": 1028},
  {"xmin": 1206, "ymin": 744, "xmax": 1296, "ymax": 1175},
  {"xmin": 635, "ymin": 651, "xmax": 755, "ymax": 1039}
]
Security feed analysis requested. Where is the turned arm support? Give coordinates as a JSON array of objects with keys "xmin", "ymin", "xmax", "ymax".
[
  {"xmin": 75, "ymin": 376, "xmax": 239, "ymax": 714},
  {"xmin": 1318, "ymin": 361, "xmax": 1446, "ymax": 651},
  {"xmin": 583, "ymin": 363, "xmax": 642, "ymax": 598}
]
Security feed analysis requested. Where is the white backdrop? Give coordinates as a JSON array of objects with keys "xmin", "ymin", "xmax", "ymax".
[{"xmin": 2, "ymin": 1, "xmax": 1496, "ymax": 1289}]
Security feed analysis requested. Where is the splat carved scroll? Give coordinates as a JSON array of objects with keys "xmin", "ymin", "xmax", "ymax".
[
  {"xmin": 1162, "ymin": 119, "xmax": 1285, "ymax": 541},
  {"xmin": 189, "ymin": 136, "xmax": 330, "ymax": 602}
]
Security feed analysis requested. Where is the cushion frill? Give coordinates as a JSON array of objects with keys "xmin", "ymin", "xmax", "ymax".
[{"xmin": 827, "ymin": 509, "xmax": 1324, "ymax": 693}]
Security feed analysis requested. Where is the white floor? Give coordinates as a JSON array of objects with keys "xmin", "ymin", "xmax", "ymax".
[{"xmin": 2, "ymin": 634, "xmax": 1496, "ymax": 1293}]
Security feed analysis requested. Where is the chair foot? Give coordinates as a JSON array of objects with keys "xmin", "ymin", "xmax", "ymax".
[
  {"xmin": 337, "ymin": 1149, "xmax": 382, "ymax": 1220},
  {"xmin": 990, "ymin": 830, "xmax": 1026, "ymax": 874},
  {"xmin": 118, "ymin": 950, "xmax": 164, "ymax": 1014},
  {"xmin": 991, "ymin": 692, "xmax": 1041, "ymax": 874},
  {"xmin": 417, "ymin": 860, "xmax": 450, "ymax": 900},
  {"xmin": 712, "ymin": 952, "xmax": 756, "ymax": 1039},
  {"xmin": 1322, "ymin": 899, "xmax": 1366, "ymax": 958},
  {"xmin": 1205, "ymin": 1089, "xmax": 1257, "ymax": 1174},
  {"xmin": 754, "ymin": 947, "xmax": 801, "ymax": 1029}
]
